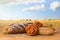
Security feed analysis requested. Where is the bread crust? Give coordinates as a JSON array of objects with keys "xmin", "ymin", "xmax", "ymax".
[{"xmin": 25, "ymin": 24, "xmax": 39, "ymax": 36}]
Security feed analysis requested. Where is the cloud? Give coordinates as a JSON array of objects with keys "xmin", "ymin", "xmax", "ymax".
[
  {"xmin": 50, "ymin": 1, "xmax": 60, "ymax": 11},
  {"xmin": 23, "ymin": 4, "xmax": 45, "ymax": 11},
  {"xmin": 0, "ymin": 0, "xmax": 45, "ymax": 6}
]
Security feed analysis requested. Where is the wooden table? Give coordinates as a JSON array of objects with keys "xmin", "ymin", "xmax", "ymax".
[{"xmin": 0, "ymin": 28, "xmax": 60, "ymax": 40}]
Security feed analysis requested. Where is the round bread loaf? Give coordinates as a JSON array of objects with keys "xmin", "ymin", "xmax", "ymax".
[
  {"xmin": 25, "ymin": 24, "xmax": 39, "ymax": 36},
  {"xmin": 38, "ymin": 27, "xmax": 55, "ymax": 35}
]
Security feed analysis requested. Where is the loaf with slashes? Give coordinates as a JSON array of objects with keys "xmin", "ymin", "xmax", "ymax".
[{"xmin": 2, "ymin": 24, "xmax": 25, "ymax": 34}]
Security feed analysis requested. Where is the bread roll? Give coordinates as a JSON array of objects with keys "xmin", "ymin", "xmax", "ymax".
[{"xmin": 38, "ymin": 27, "xmax": 55, "ymax": 35}]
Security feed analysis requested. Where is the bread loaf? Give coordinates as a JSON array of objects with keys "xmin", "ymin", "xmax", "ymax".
[
  {"xmin": 38, "ymin": 27, "xmax": 55, "ymax": 35},
  {"xmin": 2, "ymin": 24, "xmax": 25, "ymax": 34}
]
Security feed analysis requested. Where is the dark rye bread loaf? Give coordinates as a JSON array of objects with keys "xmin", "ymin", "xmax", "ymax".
[
  {"xmin": 2, "ymin": 22, "xmax": 33, "ymax": 34},
  {"xmin": 2, "ymin": 24, "xmax": 25, "ymax": 34}
]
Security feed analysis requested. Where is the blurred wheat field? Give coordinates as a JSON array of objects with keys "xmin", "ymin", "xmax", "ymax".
[{"xmin": 0, "ymin": 20, "xmax": 60, "ymax": 32}]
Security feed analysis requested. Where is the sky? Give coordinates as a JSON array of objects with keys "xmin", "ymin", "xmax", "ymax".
[{"xmin": 0, "ymin": 0, "xmax": 60, "ymax": 20}]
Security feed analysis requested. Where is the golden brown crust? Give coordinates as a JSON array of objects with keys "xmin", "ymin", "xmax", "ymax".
[
  {"xmin": 38, "ymin": 27, "xmax": 55, "ymax": 35},
  {"xmin": 25, "ymin": 24, "xmax": 39, "ymax": 36}
]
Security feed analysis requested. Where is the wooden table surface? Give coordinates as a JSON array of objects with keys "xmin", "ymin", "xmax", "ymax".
[{"xmin": 0, "ymin": 28, "xmax": 60, "ymax": 40}]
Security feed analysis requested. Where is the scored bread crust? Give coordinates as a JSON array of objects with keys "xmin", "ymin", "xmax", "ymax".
[{"xmin": 2, "ymin": 24, "xmax": 25, "ymax": 34}]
